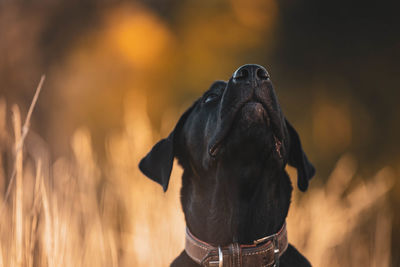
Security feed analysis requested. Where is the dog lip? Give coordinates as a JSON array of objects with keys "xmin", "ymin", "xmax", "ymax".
[
  {"xmin": 208, "ymin": 102, "xmax": 246, "ymax": 157},
  {"xmin": 209, "ymin": 143, "xmax": 220, "ymax": 157}
]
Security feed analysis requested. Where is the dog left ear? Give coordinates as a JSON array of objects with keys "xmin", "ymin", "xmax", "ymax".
[
  {"xmin": 285, "ymin": 119, "xmax": 316, "ymax": 192},
  {"xmin": 139, "ymin": 132, "xmax": 174, "ymax": 192},
  {"xmin": 139, "ymin": 104, "xmax": 195, "ymax": 192}
]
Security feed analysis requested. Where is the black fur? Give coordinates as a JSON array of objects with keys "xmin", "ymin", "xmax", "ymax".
[{"xmin": 139, "ymin": 64, "xmax": 315, "ymax": 266}]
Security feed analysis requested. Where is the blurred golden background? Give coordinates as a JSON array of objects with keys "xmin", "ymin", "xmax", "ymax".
[{"xmin": 0, "ymin": 1, "xmax": 398, "ymax": 266}]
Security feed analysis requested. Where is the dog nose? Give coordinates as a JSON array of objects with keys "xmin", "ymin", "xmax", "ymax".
[{"xmin": 232, "ymin": 64, "xmax": 269, "ymax": 81}]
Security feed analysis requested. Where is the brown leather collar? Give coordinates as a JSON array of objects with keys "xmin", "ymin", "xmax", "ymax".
[{"xmin": 185, "ymin": 222, "xmax": 288, "ymax": 267}]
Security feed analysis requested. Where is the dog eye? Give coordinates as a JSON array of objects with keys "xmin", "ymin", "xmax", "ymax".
[{"xmin": 203, "ymin": 93, "xmax": 220, "ymax": 104}]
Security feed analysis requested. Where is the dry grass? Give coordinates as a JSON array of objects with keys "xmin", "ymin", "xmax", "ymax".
[{"xmin": 0, "ymin": 81, "xmax": 394, "ymax": 267}]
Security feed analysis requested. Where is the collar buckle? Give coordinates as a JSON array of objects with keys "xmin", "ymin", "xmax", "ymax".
[
  {"xmin": 253, "ymin": 233, "xmax": 280, "ymax": 267},
  {"xmin": 273, "ymin": 236, "xmax": 280, "ymax": 267},
  {"xmin": 209, "ymin": 246, "xmax": 223, "ymax": 267}
]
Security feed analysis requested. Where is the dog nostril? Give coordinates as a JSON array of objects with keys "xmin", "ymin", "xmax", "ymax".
[
  {"xmin": 256, "ymin": 68, "xmax": 269, "ymax": 80},
  {"xmin": 233, "ymin": 68, "xmax": 249, "ymax": 80},
  {"xmin": 233, "ymin": 65, "xmax": 269, "ymax": 82}
]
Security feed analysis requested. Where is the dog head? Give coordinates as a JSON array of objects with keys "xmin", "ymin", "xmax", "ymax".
[{"xmin": 139, "ymin": 64, "xmax": 315, "ymax": 192}]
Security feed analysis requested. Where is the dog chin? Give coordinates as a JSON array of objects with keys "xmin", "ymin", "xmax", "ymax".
[
  {"xmin": 239, "ymin": 102, "xmax": 269, "ymax": 125},
  {"xmin": 232, "ymin": 102, "xmax": 270, "ymax": 133},
  {"xmin": 222, "ymin": 119, "xmax": 274, "ymax": 159}
]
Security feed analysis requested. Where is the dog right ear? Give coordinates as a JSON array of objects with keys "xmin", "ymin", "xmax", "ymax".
[
  {"xmin": 139, "ymin": 103, "xmax": 196, "ymax": 192},
  {"xmin": 285, "ymin": 119, "xmax": 316, "ymax": 192}
]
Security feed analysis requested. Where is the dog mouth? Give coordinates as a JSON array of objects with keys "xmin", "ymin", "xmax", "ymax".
[{"xmin": 208, "ymin": 101, "xmax": 282, "ymax": 157}]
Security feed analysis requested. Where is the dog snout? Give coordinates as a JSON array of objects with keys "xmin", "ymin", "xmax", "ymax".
[{"xmin": 232, "ymin": 64, "xmax": 269, "ymax": 82}]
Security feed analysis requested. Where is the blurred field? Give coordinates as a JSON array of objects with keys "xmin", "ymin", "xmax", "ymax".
[
  {"xmin": 0, "ymin": 1, "xmax": 398, "ymax": 266},
  {"xmin": 0, "ymin": 82, "xmax": 394, "ymax": 266}
]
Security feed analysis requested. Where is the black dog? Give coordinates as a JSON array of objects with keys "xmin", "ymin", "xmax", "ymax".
[{"xmin": 139, "ymin": 64, "xmax": 315, "ymax": 267}]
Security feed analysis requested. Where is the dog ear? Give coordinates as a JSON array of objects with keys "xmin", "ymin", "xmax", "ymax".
[
  {"xmin": 139, "ymin": 104, "xmax": 195, "ymax": 192},
  {"xmin": 285, "ymin": 119, "xmax": 316, "ymax": 192},
  {"xmin": 139, "ymin": 133, "xmax": 175, "ymax": 192}
]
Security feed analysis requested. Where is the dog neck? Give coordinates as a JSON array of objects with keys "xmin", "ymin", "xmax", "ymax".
[{"xmin": 180, "ymin": 163, "xmax": 292, "ymax": 246}]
